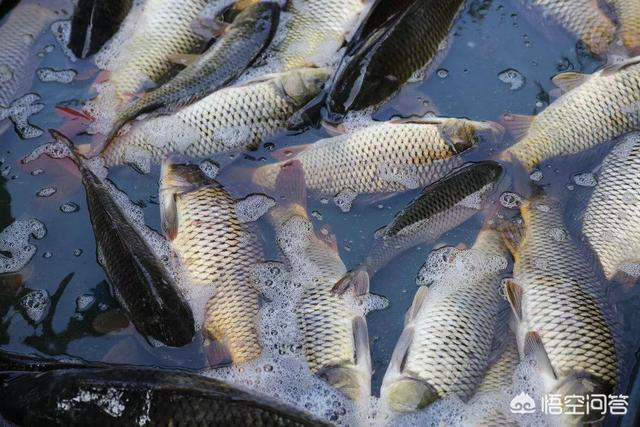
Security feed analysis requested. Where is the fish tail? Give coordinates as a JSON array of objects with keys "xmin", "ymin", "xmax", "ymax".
[{"xmin": 331, "ymin": 269, "xmax": 369, "ymax": 296}]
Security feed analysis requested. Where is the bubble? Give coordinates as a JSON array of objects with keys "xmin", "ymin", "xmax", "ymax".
[
  {"xmin": 235, "ymin": 194, "xmax": 276, "ymax": 223},
  {"xmin": 0, "ymin": 64, "xmax": 13, "ymax": 83},
  {"xmin": 334, "ymin": 190, "xmax": 357, "ymax": 213},
  {"xmin": 437, "ymin": 68, "xmax": 449, "ymax": 78},
  {"xmin": 60, "ymin": 202, "xmax": 79, "ymax": 213},
  {"xmin": 36, "ymin": 68, "xmax": 76, "ymax": 84},
  {"xmin": 500, "ymin": 192, "xmax": 522, "ymax": 209},
  {"xmin": 498, "ymin": 69, "xmax": 525, "ymax": 90},
  {"xmin": 529, "ymin": 169, "xmax": 543, "ymax": 182},
  {"xmin": 1, "ymin": 93, "xmax": 44, "ymax": 139},
  {"xmin": 572, "ymin": 172, "xmax": 597, "ymax": 187},
  {"xmin": 31, "ymin": 169, "xmax": 44, "ymax": 176},
  {"xmin": 36, "ymin": 187, "xmax": 57, "ymax": 197},
  {"xmin": 311, "ymin": 210, "xmax": 323, "ymax": 220},
  {"xmin": 73, "ymin": 249, "xmax": 83, "ymax": 257},
  {"xmin": 199, "ymin": 160, "xmax": 219, "ymax": 179},
  {"xmin": 76, "ymin": 295, "xmax": 95, "ymax": 312},
  {"xmin": 42, "ymin": 251, "xmax": 52, "ymax": 259},
  {"xmin": 547, "ymin": 227, "xmax": 567, "ymax": 242},
  {"xmin": 20, "ymin": 290, "xmax": 50, "ymax": 324},
  {"xmin": 0, "ymin": 219, "xmax": 46, "ymax": 273},
  {"xmin": 22, "ymin": 141, "xmax": 72, "ymax": 164}
]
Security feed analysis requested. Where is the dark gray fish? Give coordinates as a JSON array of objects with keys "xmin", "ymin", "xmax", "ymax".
[
  {"xmin": 105, "ymin": 2, "xmax": 280, "ymax": 148},
  {"xmin": 326, "ymin": 0, "xmax": 463, "ymax": 119},
  {"xmin": 333, "ymin": 162, "xmax": 504, "ymax": 296},
  {"xmin": 0, "ymin": 357, "xmax": 329, "ymax": 426},
  {"xmin": 69, "ymin": 0, "xmax": 133, "ymax": 58},
  {"xmin": 51, "ymin": 130, "xmax": 195, "ymax": 347}
]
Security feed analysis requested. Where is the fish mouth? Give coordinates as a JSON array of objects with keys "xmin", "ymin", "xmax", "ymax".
[
  {"xmin": 474, "ymin": 120, "xmax": 506, "ymax": 143},
  {"xmin": 382, "ymin": 377, "xmax": 440, "ymax": 413}
]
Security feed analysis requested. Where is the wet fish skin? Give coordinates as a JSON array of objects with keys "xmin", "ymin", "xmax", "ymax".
[
  {"xmin": 582, "ymin": 133, "xmax": 640, "ymax": 280},
  {"xmin": 504, "ymin": 57, "xmax": 640, "ymax": 171},
  {"xmin": 381, "ymin": 229, "xmax": 510, "ymax": 412},
  {"xmin": 503, "ymin": 196, "xmax": 620, "ymax": 424},
  {"xmin": 101, "ymin": 68, "xmax": 330, "ymax": 173},
  {"xmin": 0, "ymin": 366, "xmax": 330, "ymax": 426},
  {"xmin": 525, "ymin": 0, "xmax": 615, "ymax": 56},
  {"xmin": 160, "ymin": 158, "xmax": 263, "ymax": 364},
  {"xmin": 52, "ymin": 131, "xmax": 195, "ymax": 348},
  {"xmin": 253, "ymin": 118, "xmax": 503, "ymax": 196},
  {"xmin": 106, "ymin": 0, "xmax": 210, "ymax": 102},
  {"xmin": 0, "ymin": 3, "xmax": 56, "ymax": 106},
  {"xmin": 270, "ymin": 0, "xmax": 368, "ymax": 71},
  {"xmin": 333, "ymin": 161, "xmax": 504, "ymax": 296},
  {"xmin": 69, "ymin": 0, "xmax": 133, "ymax": 58},
  {"xmin": 352, "ymin": 0, "xmax": 416, "ymax": 42},
  {"xmin": 270, "ymin": 161, "xmax": 371, "ymax": 400},
  {"xmin": 107, "ymin": 2, "xmax": 280, "ymax": 143},
  {"xmin": 608, "ymin": 0, "xmax": 640, "ymax": 54},
  {"xmin": 326, "ymin": 0, "xmax": 463, "ymax": 117}
]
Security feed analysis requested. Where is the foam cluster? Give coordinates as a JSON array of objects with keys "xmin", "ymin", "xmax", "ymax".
[{"xmin": 0, "ymin": 219, "xmax": 47, "ymax": 273}]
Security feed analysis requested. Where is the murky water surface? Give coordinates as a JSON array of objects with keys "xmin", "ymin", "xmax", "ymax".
[{"xmin": 0, "ymin": 0, "xmax": 639, "ymax": 425}]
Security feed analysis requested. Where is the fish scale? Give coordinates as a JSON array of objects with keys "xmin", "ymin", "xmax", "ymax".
[
  {"xmin": 505, "ymin": 196, "xmax": 620, "ymax": 420},
  {"xmin": 506, "ymin": 57, "xmax": 640, "ymax": 171},
  {"xmin": 272, "ymin": 0, "xmax": 366, "ymax": 70},
  {"xmin": 108, "ymin": 0, "xmax": 209, "ymax": 101},
  {"xmin": 101, "ymin": 68, "xmax": 329, "ymax": 172},
  {"xmin": 0, "ymin": 3, "xmax": 55, "ymax": 106},
  {"xmin": 253, "ymin": 119, "xmax": 501, "ymax": 196},
  {"xmin": 163, "ymin": 163, "xmax": 263, "ymax": 364},
  {"xmin": 583, "ymin": 134, "xmax": 640, "ymax": 280},
  {"xmin": 608, "ymin": 0, "xmax": 640, "ymax": 54},
  {"xmin": 525, "ymin": 0, "xmax": 615, "ymax": 55},
  {"xmin": 381, "ymin": 229, "xmax": 510, "ymax": 412}
]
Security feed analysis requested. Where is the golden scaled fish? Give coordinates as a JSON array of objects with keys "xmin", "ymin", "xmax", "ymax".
[
  {"xmin": 101, "ymin": 67, "xmax": 330, "ymax": 173},
  {"xmin": 502, "ymin": 195, "xmax": 621, "ymax": 425},
  {"xmin": 502, "ymin": 56, "xmax": 640, "ymax": 171},
  {"xmin": 160, "ymin": 157, "xmax": 263, "ymax": 364},
  {"xmin": 253, "ymin": 118, "xmax": 504, "ymax": 197},
  {"xmin": 582, "ymin": 133, "xmax": 640, "ymax": 280},
  {"xmin": 607, "ymin": 0, "xmax": 640, "ymax": 55},
  {"xmin": 381, "ymin": 229, "xmax": 510, "ymax": 413},
  {"xmin": 523, "ymin": 0, "xmax": 615, "ymax": 56},
  {"xmin": 104, "ymin": 0, "xmax": 210, "ymax": 102},
  {"xmin": 269, "ymin": 160, "xmax": 371, "ymax": 401},
  {"xmin": 270, "ymin": 0, "xmax": 370, "ymax": 71}
]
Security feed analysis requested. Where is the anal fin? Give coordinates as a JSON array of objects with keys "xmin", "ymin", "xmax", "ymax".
[{"xmin": 503, "ymin": 278, "xmax": 524, "ymax": 321}]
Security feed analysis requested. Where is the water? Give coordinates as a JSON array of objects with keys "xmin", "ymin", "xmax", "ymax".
[{"xmin": 0, "ymin": 0, "xmax": 638, "ymax": 425}]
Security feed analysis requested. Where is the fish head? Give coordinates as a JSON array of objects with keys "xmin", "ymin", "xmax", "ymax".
[
  {"xmin": 160, "ymin": 154, "xmax": 212, "ymax": 192},
  {"xmin": 382, "ymin": 377, "xmax": 439, "ymax": 413},
  {"xmin": 280, "ymin": 68, "xmax": 331, "ymax": 106},
  {"xmin": 440, "ymin": 119, "xmax": 505, "ymax": 153}
]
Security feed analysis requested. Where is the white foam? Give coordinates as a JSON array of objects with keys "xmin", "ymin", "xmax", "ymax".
[
  {"xmin": 334, "ymin": 190, "xmax": 358, "ymax": 213},
  {"xmin": 529, "ymin": 169, "xmax": 543, "ymax": 182},
  {"xmin": 36, "ymin": 187, "xmax": 57, "ymax": 197},
  {"xmin": 76, "ymin": 294, "xmax": 96, "ymax": 312},
  {"xmin": 498, "ymin": 68, "xmax": 525, "ymax": 90},
  {"xmin": 378, "ymin": 163, "xmax": 420, "ymax": 190},
  {"xmin": 0, "ymin": 219, "xmax": 47, "ymax": 273},
  {"xmin": 500, "ymin": 191, "xmax": 523, "ymax": 209},
  {"xmin": 235, "ymin": 194, "xmax": 275, "ymax": 223},
  {"xmin": 0, "ymin": 93, "xmax": 44, "ymax": 139},
  {"xmin": 57, "ymin": 387, "xmax": 126, "ymax": 418},
  {"xmin": 36, "ymin": 68, "xmax": 76, "ymax": 84},
  {"xmin": 22, "ymin": 140, "xmax": 72, "ymax": 164},
  {"xmin": 199, "ymin": 159, "xmax": 219, "ymax": 179},
  {"xmin": 458, "ymin": 183, "xmax": 494, "ymax": 210},
  {"xmin": 572, "ymin": 172, "xmax": 598, "ymax": 187},
  {"xmin": 50, "ymin": 20, "xmax": 77, "ymax": 62},
  {"xmin": 60, "ymin": 202, "xmax": 80, "ymax": 213},
  {"xmin": 20, "ymin": 289, "xmax": 50, "ymax": 324}
]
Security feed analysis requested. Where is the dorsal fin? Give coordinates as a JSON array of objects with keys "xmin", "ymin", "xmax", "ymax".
[
  {"xmin": 551, "ymin": 72, "xmax": 590, "ymax": 93},
  {"xmin": 601, "ymin": 56, "xmax": 640, "ymax": 76},
  {"xmin": 501, "ymin": 113, "xmax": 534, "ymax": 141}
]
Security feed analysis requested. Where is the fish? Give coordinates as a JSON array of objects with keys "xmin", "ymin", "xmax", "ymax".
[
  {"xmin": 0, "ymin": 2, "xmax": 56, "ymax": 107},
  {"xmin": 502, "ymin": 195, "xmax": 621, "ymax": 424},
  {"xmin": 380, "ymin": 229, "xmax": 510, "ymax": 412},
  {"xmin": 160, "ymin": 157, "xmax": 263, "ymax": 365},
  {"xmin": 105, "ymin": 1, "xmax": 280, "ymax": 145},
  {"xmin": 352, "ymin": 0, "xmax": 416, "ymax": 42},
  {"xmin": 0, "ymin": 0, "xmax": 20, "ymax": 20},
  {"xmin": 582, "ymin": 133, "xmax": 640, "ymax": 280},
  {"xmin": 253, "ymin": 118, "xmax": 504, "ymax": 197},
  {"xmin": 102, "ymin": 0, "xmax": 210, "ymax": 103},
  {"xmin": 503, "ymin": 56, "xmax": 640, "ymax": 171},
  {"xmin": 101, "ymin": 67, "xmax": 330, "ymax": 173},
  {"xmin": 51, "ymin": 130, "xmax": 195, "ymax": 347},
  {"xmin": 326, "ymin": 0, "xmax": 463, "ymax": 117},
  {"xmin": 269, "ymin": 0, "xmax": 370, "ymax": 71},
  {"xmin": 521, "ymin": 0, "xmax": 615, "ymax": 56},
  {"xmin": 0, "ymin": 354, "xmax": 330, "ymax": 426},
  {"xmin": 69, "ymin": 0, "xmax": 134, "ymax": 58},
  {"xmin": 472, "ymin": 332, "xmax": 520, "ymax": 427},
  {"xmin": 333, "ymin": 161, "xmax": 504, "ymax": 296},
  {"xmin": 607, "ymin": 0, "xmax": 640, "ymax": 54},
  {"xmin": 269, "ymin": 160, "xmax": 371, "ymax": 400}
]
